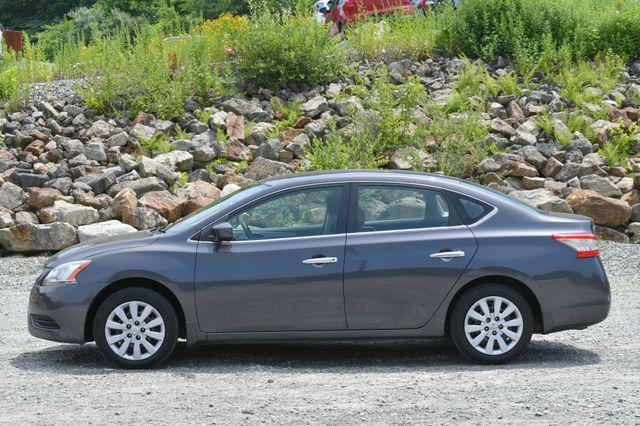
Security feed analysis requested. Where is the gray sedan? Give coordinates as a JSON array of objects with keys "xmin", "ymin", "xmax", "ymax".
[{"xmin": 28, "ymin": 171, "xmax": 610, "ymax": 368}]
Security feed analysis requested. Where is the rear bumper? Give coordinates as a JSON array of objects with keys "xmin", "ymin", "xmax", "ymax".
[
  {"xmin": 537, "ymin": 257, "xmax": 611, "ymax": 334},
  {"xmin": 27, "ymin": 281, "xmax": 103, "ymax": 344}
]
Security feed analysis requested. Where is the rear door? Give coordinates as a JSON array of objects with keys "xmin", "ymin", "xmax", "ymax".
[{"xmin": 343, "ymin": 184, "xmax": 478, "ymax": 330}]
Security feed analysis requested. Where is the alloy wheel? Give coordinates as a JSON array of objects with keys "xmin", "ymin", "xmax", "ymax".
[
  {"xmin": 464, "ymin": 296, "xmax": 523, "ymax": 356},
  {"xmin": 104, "ymin": 301, "xmax": 166, "ymax": 361}
]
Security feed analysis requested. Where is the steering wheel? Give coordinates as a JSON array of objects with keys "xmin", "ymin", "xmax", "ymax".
[{"xmin": 239, "ymin": 213, "xmax": 254, "ymax": 239}]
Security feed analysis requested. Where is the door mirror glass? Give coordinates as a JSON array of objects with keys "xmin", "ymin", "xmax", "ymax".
[{"xmin": 211, "ymin": 222, "xmax": 234, "ymax": 243}]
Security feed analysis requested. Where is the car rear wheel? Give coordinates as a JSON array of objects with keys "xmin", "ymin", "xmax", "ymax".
[
  {"xmin": 450, "ymin": 284, "xmax": 533, "ymax": 364},
  {"xmin": 94, "ymin": 288, "xmax": 179, "ymax": 369}
]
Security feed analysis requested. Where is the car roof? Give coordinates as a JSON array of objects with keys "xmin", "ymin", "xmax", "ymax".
[{"xmin": 262, "ymin": 170, "xmax": 474, "ymax": 191}]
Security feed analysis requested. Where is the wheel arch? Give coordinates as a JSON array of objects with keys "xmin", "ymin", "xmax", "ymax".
[
  {"xmin": 84, "ymin": 278, "xmax": 187, "ymax": 342},
  {"xmin": 445, "ymin": 275, "xmax": 544, "ymax": 334}
]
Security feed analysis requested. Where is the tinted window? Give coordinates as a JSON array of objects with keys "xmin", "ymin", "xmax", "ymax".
[
  {"xmin": 447, "ymin": 191, "xmax": 494, "ymax": 224},
  {"xmin": 229, "ymin": 186, "xmax": 343, "ymax": 241},
  {"xmin": 354, "ymin": 185, "xmax": 452, "ymax": 232}
]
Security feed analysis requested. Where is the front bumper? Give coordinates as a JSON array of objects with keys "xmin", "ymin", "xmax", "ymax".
[
  {"xmin": 537, "ymin": 257, "xmax": 611, "ymax": 334},
  {"xmin": 28, "ymin": 279, "xmax": 104, "ymax": 344}
]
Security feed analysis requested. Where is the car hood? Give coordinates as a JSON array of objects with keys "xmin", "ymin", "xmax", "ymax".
[{"xmin": 46, "ymin": 230, "xmax": 160, "ymax": 267}]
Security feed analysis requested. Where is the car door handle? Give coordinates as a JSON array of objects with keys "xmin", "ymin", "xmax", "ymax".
[
  {"xmin": 430, "ymin": 251, "xmax": 465, "ymax": 261},
  {"xmin": 302, "ymin": 257, "xmax": 338, "ymax": 265}
]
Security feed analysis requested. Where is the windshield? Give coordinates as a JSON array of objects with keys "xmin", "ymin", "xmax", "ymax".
[{"xmin": 164, "ymin": 183, "xmax": 267, "ymax": 234}]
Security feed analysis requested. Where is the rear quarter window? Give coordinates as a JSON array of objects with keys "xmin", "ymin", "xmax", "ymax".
[{"xmin": 447, "ymin": 191, "xmax": 494, "ymax": 225}]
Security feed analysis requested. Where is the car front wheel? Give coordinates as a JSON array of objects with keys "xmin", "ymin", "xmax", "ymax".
[
  {"xmin": 450, "ymin": 284, "xmax": 533, "ymax": 364},
  {"xmin": 94, "ymin": 287, "xmax": 179, "ymax": 369}
]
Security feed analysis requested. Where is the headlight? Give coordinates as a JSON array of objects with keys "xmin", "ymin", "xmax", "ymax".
[{"xmin": 42, "ymin": 260, "xmax": 91, "ymax": 286}]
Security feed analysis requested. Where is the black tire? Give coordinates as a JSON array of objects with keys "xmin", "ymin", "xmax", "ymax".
[
  {"xmin": 450, "ymin": 284, "xmax": 533, "ymax": 365},
  {"xmin": 93, "ymin": 287, "xmax": 179, "ymax": 369}
]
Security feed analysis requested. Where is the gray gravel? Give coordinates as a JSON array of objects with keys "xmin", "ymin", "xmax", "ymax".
[
  {"xmin": 29, "ymin": 79, "xmax": 85, "ymax": 105},
  {"xmin": 0, "ymin": 243, "xmax": 639, "ymax": 424}
]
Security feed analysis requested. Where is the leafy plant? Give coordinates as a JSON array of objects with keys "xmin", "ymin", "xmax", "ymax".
[
  {"xmin": 599, "ymin": 122, "xmax": 639, "ymax": 167},
  {"xmin": 234, "ymin": 10, "xmax": 346, "ymax": 89}
]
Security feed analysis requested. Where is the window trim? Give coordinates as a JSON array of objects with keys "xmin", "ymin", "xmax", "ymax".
[
  {"xmin": 347, "ymin": 183, "xmax": 463, "ymax": 234},
  {"xmin": 198, "ymin": 183, "xmax": 350, "ymax": 244},
  {"xmin": 191, "ymin": 180, "xmax": 498, "ymax": 243}
]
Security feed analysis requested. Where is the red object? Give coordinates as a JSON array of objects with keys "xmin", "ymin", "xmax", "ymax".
[
  {"xmin": 327, "ymin": 0, "xmax": 416, "ymax": 32},
  {"xmin": 2, "ymin": 30, "xmax": 24, "ymax": 53},
  {"xmin": 552, "ymin": 234, "xmax": 600, "ymax": 259}
]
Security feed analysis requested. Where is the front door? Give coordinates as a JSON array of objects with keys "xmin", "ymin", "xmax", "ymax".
[
  {"xmin": 195, "ymin": 185, "xmax": 349, "ymax": 333},
  {"xmin": 344, "ymin": 184, "xmax": 478, "ymax": 330}
]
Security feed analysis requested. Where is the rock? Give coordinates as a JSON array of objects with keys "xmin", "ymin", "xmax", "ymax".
[
  {"xmin": 616, "ymin": 177, "xmax": 634, "ymax": 193},
  {"xmin": 77, "ymin": 220, "xmax": 137, "ymax": 243},
  {"xmin": 28, "ymin": 187, "xmax": 63, "ymax": 209},
  {"xmin": 122, "ymin": 207, "xmax": 168, "ymax": 230},
  {"xmin": 208, "ymin": 111, "xmax": 227, "ymax": 131},
  {"xmin": 16, "ymin": 172, "xmax": 49, "ymax": 189},
  {"xmin": 542, "ymin": 157, "xmax": 563, "ymax": 178},
  {"xmin": 138, "ymin": 156, "xmax": 161, "ymax": 177},
  {"xmin": 139, "ymin": 190, "xmax": 183, "ymax": 221},
  {"xmin": 522, "ymin": 177, "xmax": 546, "ymax": 190},
  {"xmin": 0, "ymin": 211, "xmax": 14, "ymax": 229},
  {"xmin": 244, "ymin": 157, "xmax": 291, "ymax": 181},
  {"xmin": 301, "ymin": 96, "xmax": 329, "ymax": 118},
  {"xmin": 579, "ymin": 174, "xmax": 622, "ymax": 198},
  {"xmin": 389, "ymin": 147, "xmax": 429, "ymax": 170},
  {"xmin": 108, "ymin": 177, "xmax": 168, "ymax": 198},
  {"xmin": 112, "ymin": 188, "xmax": 137, "ymax": 216},
  {"xmin": 226, "ymin": 139, "xmax": 252, "ymax": 162},
  {"xmin": 222, "ymin": 98, "xmax": 269, "ymax": 121},
  {"xmin": 630, "ymin": 204, "xmax": 640, "ymax": 222},
  {"xmin": 15, "ymin": 211, "xmax": 38, "ymax": 225},
  {"xmin": 515, "ymin": 130, "xmax": 537, "ymax": 146},
  {"xmin": 176, "ymin": 181, "xmax": 221, "ymax": 201},
  {"xmin": 0, "ymin": 222, "xmax": 78, "ymax": 252},
  {"xmin": 220, "ymin": 183, "xmax": 241, "ymax": 198},
  {"xmin": 246, "ymin": 122, "xmax": 276, "ymax": 146},
  {"xmin": 86, "ymin": 120, "xmax": 113, "ymax": 139},
  {"xmin": 131, "ymin": 123, "xmax": 157, "ymax": 140},
  {"xmin": 83, "ymin": 141, "xmax": 107, "ymax": 162},
  {"xmin": 38, "ymin": 201, "xmax": 99, "ymax": 227},
  {"xmin": 490, "ymin": 118, "xmax": 516, "ymax": 137},
  {"xmin": 510, "ymin": 188, "xmax": 573, "ymax": 213},
  {"xmin": 181, "ymin": 196, "xmax": 215, "ymax": 215},
  {"xmin": 590, "ymin": 120, "xmax": 616, "ymax": 143},
  {"xmin": 626, "ymin": 222, "xmax": 640, "ymax": 239},
  {"xmin": 506, "ymin": 101, "xmax": 524, "ymax": 121},
  {"xmin": 566, "ymin": 190, "xmax": 631, "ymax": 226},
  {"xmin": 154, "ymin": 150, "xmax": 194, "ymax": 172},
  {"xmin": 333, "ymin": 96, "xmax": 363, "ymax": 116},
  {"xmin": 621, "ymin": 190, "xmax": 640, "ymax": 206},
  {"xmin": 76, "ymin": 172, "xmax": 117, "ymax": 194},
  {"xmin": 595, "ymin": 225, "xmax": 630, "ymax": 243},
  {"xmin": 0, "ymin": 182, "xmax": 27, "ymax": 210},
  {"xmin": 226, "ymin": 112, "xmax": 245, "ymax": 141},
  {"xmin": 105, "ymin": 131, "xmax": 129, "ymax": 147}
]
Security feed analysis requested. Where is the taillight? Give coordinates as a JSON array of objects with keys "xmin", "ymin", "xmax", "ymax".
[{"xmin": 552, "ymin": 234, "xmax": 600, "ymax": 258}]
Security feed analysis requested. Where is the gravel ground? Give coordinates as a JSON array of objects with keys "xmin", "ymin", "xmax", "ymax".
[
  {"xmin": 29, "ymin": 79, "xmax": 85, "ymax": 105},
  {"xmin": 0, "ymin": 242, "xmax": 639, "ymax": 424}
]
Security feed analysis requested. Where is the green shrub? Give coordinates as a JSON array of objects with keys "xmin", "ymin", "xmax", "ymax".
[
  {"xmin": 235, "ymin": 11, "xmax": 346, "ymax": 89},
  {"xmin": 599, "ymin": 122, "xmax": 639, "ymax": 167},
  {"xmin": 307, "ymin": 128, "xmax": 387, "ymax": 170},
  {"xmin": 437, "ymin": 0, "xmax": 640, "ymax": 63},
  {"xmin": 345, "ymin": 13, "xmax": 437, "ymax": 61}
]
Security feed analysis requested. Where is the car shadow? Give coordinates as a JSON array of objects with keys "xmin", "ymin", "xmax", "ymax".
[{"xmin": 11, "ymin": 338, "xmax": 600, "ymax": 375}]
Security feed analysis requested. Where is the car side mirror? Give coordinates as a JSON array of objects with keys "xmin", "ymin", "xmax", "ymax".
[{"xmin": 211, "ymin": 222, "xmax": 234, "ymax": 244}]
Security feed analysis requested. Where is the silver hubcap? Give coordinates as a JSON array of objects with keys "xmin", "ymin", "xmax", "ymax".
[
  {"xmin": 105, "ymin": 301, "xmax": 165, "ymax": 361},
  {"xmin": 464, "ymin": 296, "xmax": 523, "ymax": 356}
]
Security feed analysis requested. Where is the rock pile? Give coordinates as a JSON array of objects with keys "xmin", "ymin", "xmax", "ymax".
[{"xmin": 1, "ymin": 56, "xmax": 639, "ymax": 252}]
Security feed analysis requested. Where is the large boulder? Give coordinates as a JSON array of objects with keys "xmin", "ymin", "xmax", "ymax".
[
  {"xmin": 566, "ymin": 190, "xmax": 632, "ymax": 226},
  {"xmin": 301, "ymin": 96, "xmax": 329, "ymax": 118},
  {"xmin": 107, "ymin": 177, "xmax": 168, "ymax": 198},
  {"xmin": 0, "ymin": 222, "xmax": 77, "ymax": 252},
  {"xmin": 139, "ymin": 190, "xmax": 183, "ymax": 222},
  {"xmin": 28, "ymin": 187, "xmax": 63, "ymax": 209},
  {"xmin": 222, "ymin": 98, "xmax": 269, "ymax": 121},
  {"xmin": 244, "ymin": 157, "xmax": 291, "ymax": 181},
  {"xmin": 122, "ymin": 207, "xmax": 168, "ymax": 230},
  {"xmin": 154, "ymin": 150, "xmax": 194, "ymax": 172},
  {"xmin": 176, "ymin": 181, "xmax": 221, "ymax": 201},
  {"xmin": 0, "ymin": 182, "xmax": 27, "ymax": 210},
  {"xmin": 579, "ymin": 174, "xmax": 622, "ymax": 198},
  {"xmin": 510, "ymin": 189, "xmax": 573, "ymax": 213},
  {"xmin": 112, "ymin": 188, "xmax": 138, "ymax": 217},
  {"xmin": 77, "ymin": 220, "xmax": 137, "ymax": 243},
  {"xmin": 38, "ymin": 201, "xmax": 99, "ymax": 227}
]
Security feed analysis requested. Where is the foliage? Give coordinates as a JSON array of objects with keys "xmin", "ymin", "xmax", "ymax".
[
  {"xmin": 0, "ymin": 37, "xmax": 52, "ymax": 109},
  {"xmin": 306, "ymin": 127, "xmax": 387, "ymax": 170},
  {"xmin": 437, "ymin": 0, "xmax": 640, "ymax": 63},
  {"xmin": 137, "ymin": 133, "xmax": 174, "ymax": 155},
  {"xmin": 599, "ymin": 122, "xmax": 639, "ymax": 167},
  {"xmin": 554, "ymin": 55, "xmax": 624, "ymax": 107},
  {"xmin": 345, "ymin": 13, "xmax": 437, "ymax": 61},
  {"xmin": 234, "ymin": 11, "xmax": 346, "ymax": 89}
]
